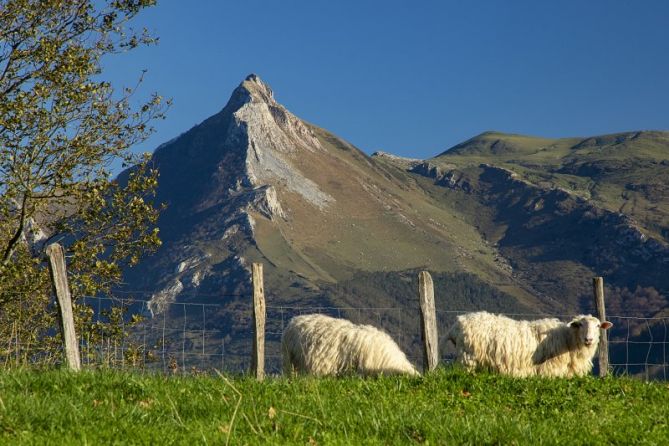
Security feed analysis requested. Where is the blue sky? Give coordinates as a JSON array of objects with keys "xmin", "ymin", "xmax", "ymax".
[{"xmin": 105, "ymin": 0, "xmax": 669, "ymax": 163}]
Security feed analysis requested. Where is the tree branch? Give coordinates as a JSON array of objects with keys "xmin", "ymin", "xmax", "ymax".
[{"xmin": 2, "ymin": 193, "xmax": 30, "ymax": 266}]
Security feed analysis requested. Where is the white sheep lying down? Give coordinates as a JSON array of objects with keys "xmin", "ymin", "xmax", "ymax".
[
  {"xmin": 282, "ymin": 314, "xmax": 419, "ymax": 376},
  {"xmin": 448, "ymin": 311, "xmax": 613, "ymax": 378}
]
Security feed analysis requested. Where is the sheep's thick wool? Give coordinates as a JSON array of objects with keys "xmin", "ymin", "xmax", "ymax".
[{"xmin": 282, "ymin": 314, "xmax": 419, "ymax": 376}]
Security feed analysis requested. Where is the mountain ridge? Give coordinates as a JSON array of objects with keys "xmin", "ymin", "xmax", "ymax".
[{"xmin": 439, "ymin": 129, "xmax": 669, "ymax": 157}]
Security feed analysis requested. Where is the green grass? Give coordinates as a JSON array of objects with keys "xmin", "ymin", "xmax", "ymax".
[{"xmin": 1, "ymin": 368, "xmax": 667, "ymax": 445}]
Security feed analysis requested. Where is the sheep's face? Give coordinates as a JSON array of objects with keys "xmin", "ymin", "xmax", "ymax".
[{"xmin": 570, "ymin": 316, "xmax": 613, "ymax": 347}]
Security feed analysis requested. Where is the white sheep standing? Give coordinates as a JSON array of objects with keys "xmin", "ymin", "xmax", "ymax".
[
  {"xmin": 447, "ymin": 311, "xmax": 613, "ymax": 378},
  {"xmin": 281, "ymin": 314, "xmax": 420, "ymax": 377}
]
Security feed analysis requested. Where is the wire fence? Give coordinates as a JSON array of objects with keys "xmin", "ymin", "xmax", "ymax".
[
  {"xmin": 2, "ymin": 293, "xmax": 668, "ymax": 380},
  {"xmin": 607, "ymin": 315, "xmax": 669, "ymax": 381},
  {"xmin": 76, "ymin": 296, "xmax": 415, "ymax": 376}
]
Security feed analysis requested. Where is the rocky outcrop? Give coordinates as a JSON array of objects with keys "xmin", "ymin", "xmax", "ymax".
[
  {"xmin": 480, "ymin": 164, "xmax": 668, "ymax": 252},
  {"xmin": 371, "ymin": 151, "xmax": 422, "ymax": 170},
  {"xmin": 227, "ymin": 74, "xmax": 334, "ymax": 210},
  {"xmin": 410, "ymin": 162, "xmax": 475, "ymax": 193},
  {"xmin": 148, "ymin": 279, "xmax": 184, "ymax": 316}
]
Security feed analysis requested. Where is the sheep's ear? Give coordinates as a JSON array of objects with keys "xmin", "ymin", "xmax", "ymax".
[
  {"xmin": 600, "ymin": 321, "xmax": 613, "ymax": 330},
  {"xmin": 569, "ymin": 321, "xmax": 582, "ymax": 328}
]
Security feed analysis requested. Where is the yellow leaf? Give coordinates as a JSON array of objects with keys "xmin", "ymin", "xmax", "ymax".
[{"xmin": 138, "ymin": 399, "xmax": 153, "ymax": 409}]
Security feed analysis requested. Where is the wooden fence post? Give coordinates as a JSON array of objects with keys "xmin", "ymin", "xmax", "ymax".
[
  {"xmin": 418, "ymin": 271, "xmax": 439, "ymax": 373},
  {"xmin": 251, "ymin": 263, "xmax": 266, "ymax": 381},
  {"xmin": 592, "ymin": 277, "xmax": 608, "ymax": 377},
  {"xmin": 45, "ymin": 243, "xmax": 81, "ymax": 371}
]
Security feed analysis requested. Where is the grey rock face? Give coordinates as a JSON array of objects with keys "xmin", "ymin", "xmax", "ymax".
[
  {"xmin": 148, "ymin": 279, "xmax": 184, "ymax": 316},
  {"xmin": 230, "ymin": 75, "xmax": 334, "ymax": 210},
  {"xmin": 372, "ymin": 151, "xmax": 422, "ymax": 170}
]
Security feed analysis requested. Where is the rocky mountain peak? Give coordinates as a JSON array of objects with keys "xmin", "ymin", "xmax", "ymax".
[
  {"xmin": 149, "ymin": 74, "xmax": 334, "ymax": 222},
  {"xmin": 140, "ymin": 75, "xmax": 338, "ymax": 311},
  {"xmin": 229, "ymin": 73, "xmax": 275, "ymax": 106},
  {"xmin": 223, "ymin": 75, "xmax": 333, "ymax": 210},
  {"xmin": 222, "ymin": 73, "xmax": 274, "ymax": 113}
]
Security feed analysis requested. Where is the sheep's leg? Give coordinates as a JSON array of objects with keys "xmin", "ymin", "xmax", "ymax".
[{"xmin": 458, "ymin": 351, "xmax": 478, "ymax": 372}]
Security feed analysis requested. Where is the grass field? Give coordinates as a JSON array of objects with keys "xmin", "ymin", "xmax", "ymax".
[{"xmin": 0, "ymin": 368, "xmax": 667, "ymax": 445}]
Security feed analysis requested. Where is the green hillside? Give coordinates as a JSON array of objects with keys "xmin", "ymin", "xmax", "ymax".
[
  {"xmin": 381, "ymin": 130, "xmax": 669, "ymax": 316},
  {"xmin": 436, "ymin": 130, "xmax": 669, "ymax": 240}
]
